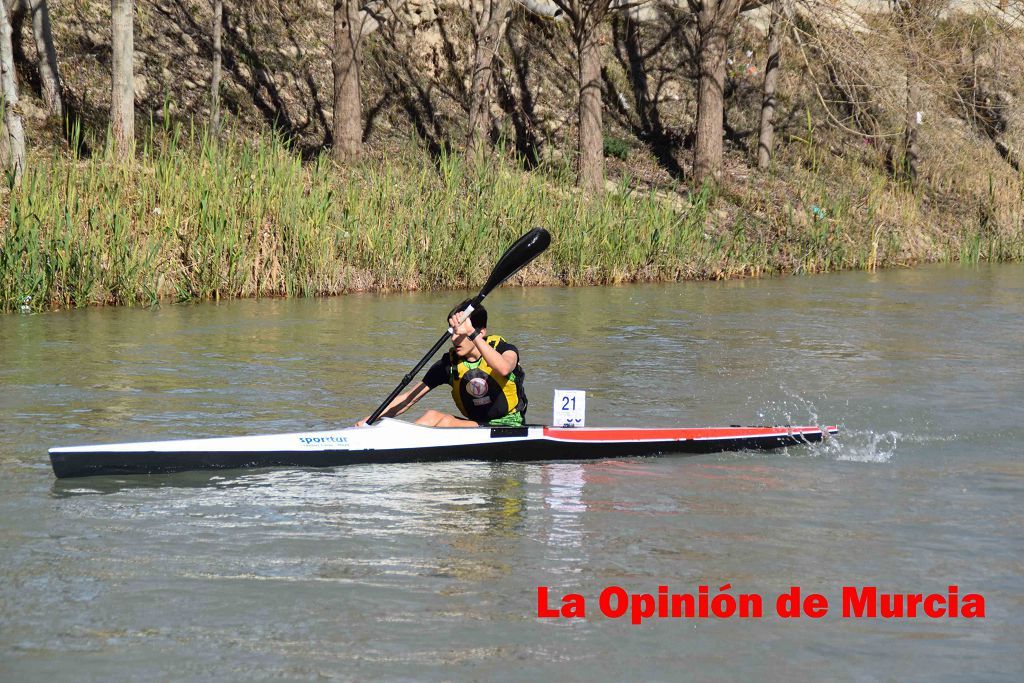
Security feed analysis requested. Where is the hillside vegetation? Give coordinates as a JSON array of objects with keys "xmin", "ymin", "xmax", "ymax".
[{"xmin": 1, "ymin": 0, "xmax": 1022, "ymax": 311}]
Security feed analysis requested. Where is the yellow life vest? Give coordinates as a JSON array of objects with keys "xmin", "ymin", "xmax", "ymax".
[{"xmin": 446, "ymin": 335, "xmax": 527, "ymax": 423}]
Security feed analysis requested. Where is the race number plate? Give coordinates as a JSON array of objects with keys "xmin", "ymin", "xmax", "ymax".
[{"xmin": 553, "ymin": 389, "xmax": 586, "ymax": 428}]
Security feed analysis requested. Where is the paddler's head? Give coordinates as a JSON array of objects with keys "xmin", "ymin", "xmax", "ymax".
[{"xmin": 448, "ymin": 300, "xmax": 488, "ymax": 358}]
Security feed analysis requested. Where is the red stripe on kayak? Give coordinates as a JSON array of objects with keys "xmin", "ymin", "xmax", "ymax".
[{"xmin": 542, "ymin": 426, "xmax": 823, "ymax": 442}]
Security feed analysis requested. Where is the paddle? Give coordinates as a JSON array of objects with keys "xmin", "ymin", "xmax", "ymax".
[{"xmin": 366, "ymin": 227, "xmax": 551, "ymax": 425}]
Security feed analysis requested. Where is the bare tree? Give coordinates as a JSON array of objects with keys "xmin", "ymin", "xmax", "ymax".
[
  {"xmin": 6, "ymin": 0, "xmax": 64, "ymax": 119},
  {"xmin": 467, "ymin": 0, "xmax": 513, "ymax": 155},
  {"xmin": 111, "ymin": 0, "xmax": 134, "ymax": 159},
  {"xmin": 541, "ymin": 0, "xmax": 614, "ymax": 191},
  {"xmin": 690, "ymin": 0, "xmax": 743, "ymax": 183},
  {"xmin": 26, "ymin": 0, "xmax": 63, "ymax": 118},
  {"xmin": 333, "ymin": 1, "xmax": 407, "ymax": 164},
  {"xmin": 902, "ymin": 61, "xmax": 921, "ymax": 184},
  {"xmin": 892, "ymin": 0, "xmax": 931, "ymax": 185},
  {"xmin": 333, "ymin": 0, "xmax": 362, "ymax": 162},
  {"xmin": 576, "ymin": 3, "xmax": 611, "ymax": 191},
  {"xmin": 516, "ymin": 0, "xmax": 667, "ymax": 188},
  {"xmin": 524, "ymin": 0, "xmax": 773, "ymax": 186},
  {"xmin": 0, "ymin": 0, "xmax": 25, "ymax": 182},
  {"xmin": 757, "ymin": 0, "xmax": 783, "ymax": 169},
  {"xmin": 211, "ymin": 0, "xmax": 222, "ymax": 136}
]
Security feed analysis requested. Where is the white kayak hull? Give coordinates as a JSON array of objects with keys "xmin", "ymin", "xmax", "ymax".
[{"xmin": 49, "ymin": 419, "xmax": 839, "ymax": 478}]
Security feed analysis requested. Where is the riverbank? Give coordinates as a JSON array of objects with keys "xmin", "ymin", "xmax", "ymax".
[{"xmin": 1, "ymin": 123, "xmax": 1022, "ymax": 313}]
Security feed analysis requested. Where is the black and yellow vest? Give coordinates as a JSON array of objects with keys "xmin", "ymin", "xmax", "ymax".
[{"xmin": 446, "ymin": 335, "xmax": 527, "ymax": 423}]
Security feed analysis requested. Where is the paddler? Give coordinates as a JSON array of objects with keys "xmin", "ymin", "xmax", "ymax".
[{"xmin": 357, "ymin": 301, "xmax": 528, "ymax": 427}]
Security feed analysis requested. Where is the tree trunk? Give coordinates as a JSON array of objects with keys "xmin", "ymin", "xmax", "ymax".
[
  {"xmin": 904, "ymin": 74, "xmax": 920, "ymax": 184},
  {"xmin": 693, "ymin": 0, "xmax": 741, "ymax": 184},
  {"xmin": 467, "ymin": 0, "xmax": 510, "ymax": 156},
  {"xmin": 110, "ymin": 0, "xmax": 134, "ymax": 159},
  {"xmin": 28, "ymin": 0, "xmax": 63, "ymax": 118},
  {"xmin": 624, "ymin": 15, "xmax": 651, "ymax": 132},
  {"xmin": 757, "ymin": 0, "xmax": 782, "ymax": 170},
  {"xmin": 894, "ymin": 0, "xmax": 920, "ymax": 185},
  {"xmin": 0, "ymin": 0, "xmax": 24, "ymax": 182},
  {"xmin": 211, "ymin": 0, "xmax": 222, "ymax": 136},
  {"xmin": 8, "ymin": 0, "xmax": 26, "ymax": 68},
  {"xmin": 578, "ymin": 28, "xmax": 603, "ymax": 192},
  {"xmin": 332, "ymin": 0, "xmax": 362, "ymax": 163}
]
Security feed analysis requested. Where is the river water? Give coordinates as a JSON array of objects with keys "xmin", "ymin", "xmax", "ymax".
[{"xmin": 1, "ymin": 264, "xmax": 1022, "ymax": 681}]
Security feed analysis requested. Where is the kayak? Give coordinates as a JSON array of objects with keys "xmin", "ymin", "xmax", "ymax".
[{"xmin": 48, "ymin": 418, "xmax": 839, "ymax": 479}]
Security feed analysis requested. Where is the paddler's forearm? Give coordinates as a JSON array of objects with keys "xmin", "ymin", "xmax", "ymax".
[
  {"xmin": 377, "ymin": 396, "xmax": 409, "ymax": 418},
  {"xmin": 472, "ymin": 336, "xmax": 514, "ymax": 376},
  {"xmin": 380, "ymin": 381, "xmax": 430, "ymax": 418},
  {"xmin": 378, "ymin": 393, "xmax": 412, "ymax": 418}
]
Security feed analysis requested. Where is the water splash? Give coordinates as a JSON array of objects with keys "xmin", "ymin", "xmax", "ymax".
[
  {"xmin": 751, "ymin": 396, "xmax": 821, "ymax": 428},
  {"xmin": 744, "ymin": 389, "xmax": 903, "ymax": 463},
  {"xmin": 822, "ymin": 428, "xmax": 963, "ymax": 463},
  {"xmin": 742, "ymin": 386, "xmax": 826, "ymax": 430},
  {"xmin": 816, "ymin": 428, "xmax": 900, "ymax": 463}
]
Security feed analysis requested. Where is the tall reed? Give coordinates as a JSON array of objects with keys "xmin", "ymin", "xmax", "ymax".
[
  {"xmin": 1, "ymin": 125, "xmax": 714, "ymax": 312},
  {"xmin": 2, "ymin": 121, "xmax": 1021, "ymax": 314}
]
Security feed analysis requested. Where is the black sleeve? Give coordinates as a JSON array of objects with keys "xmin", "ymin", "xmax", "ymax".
[
  {"xmin": 422, "ymin": 356, "xmax": 451, "ymax": 389},
  {"xmin": 493, "ymin": 338, "xmax": 518, "ymax": 358}
]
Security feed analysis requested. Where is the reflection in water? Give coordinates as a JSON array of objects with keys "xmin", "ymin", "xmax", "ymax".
[
  {"xmin": 52, "ymin": 463, "xmax": 538, "ymax": 581},
  {"xmin": 51, "ymin": 470, "xmax": 249, "ymax": 497},
  {"xmin": 51, "ymin": 460, "xmax": 596, "ymax": 585},
  {"xmin": 434, "ymin": 466, "xmax": 529, "ymax": 582},
  {"xmin": 539, "ymin": 464, "xmax": 587, "ymax": 553}
]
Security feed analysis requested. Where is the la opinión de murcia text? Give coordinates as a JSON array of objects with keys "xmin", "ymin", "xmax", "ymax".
[{"xmin": 537, "ymin": 585, "xmax": 985, "ymax": 624}]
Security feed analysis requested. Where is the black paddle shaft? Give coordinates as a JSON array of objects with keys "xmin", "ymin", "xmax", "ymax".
[
  {"xmin": 365, "ymin": 330, "xmax": 450, "ymax": 426},
  {"xmin": 366, "ymin": 228, "xmax": 550, "ymax": 425}
]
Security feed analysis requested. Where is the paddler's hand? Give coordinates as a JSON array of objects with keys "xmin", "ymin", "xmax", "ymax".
[
  {"xmin": 355, "ymin": 417, "xmax": 370, "ymax": 427},
  {"xmin": 449, "ymin": 311, "xmax": 474, "ymax": 337}
]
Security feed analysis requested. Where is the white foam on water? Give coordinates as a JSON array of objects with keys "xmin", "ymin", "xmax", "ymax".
[
  {"xmin": 745, "ymin": 389, "xmax": 923, "ymax": 464},
  {"xmin": 817, "ymin": 428, "xmax": 900, "ymax": 463},
  {"xmin": 810, "ymin": 427, "xmax": 960, "ymax": 463}
]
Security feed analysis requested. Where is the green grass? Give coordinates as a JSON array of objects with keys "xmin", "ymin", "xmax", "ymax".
[
  {"xmin": 2, "ymin": 120, "xmax": 1022, "ymax": 313},
  {"xmin": 1, "ymin": 123, "xmax": 715, "ymax": 312}
]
